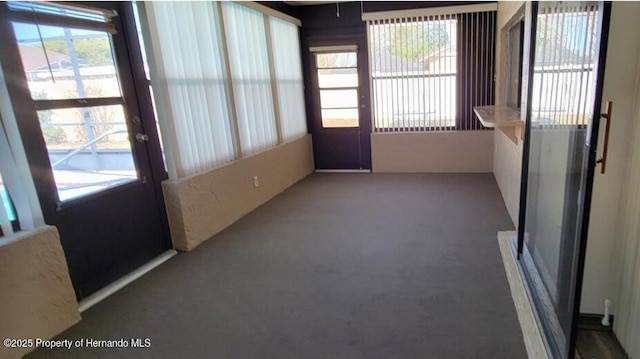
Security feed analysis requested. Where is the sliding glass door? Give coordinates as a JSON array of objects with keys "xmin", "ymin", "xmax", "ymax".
[{"xmin": 517, "ymin": 2, "xmax": 611, "ymax": 358}]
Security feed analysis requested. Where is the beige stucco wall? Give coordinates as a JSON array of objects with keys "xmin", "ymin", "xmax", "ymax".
[
  {"xmin": 0, "ymin": 227, "xmax": 81, "ymax": 359},
  {"xmin": 163, "ymin": 135, "xmax": 315, "ymax": 251},
  {"xmin": 371, "ymin": 131, "xmax": 493, "ymax": 173}
]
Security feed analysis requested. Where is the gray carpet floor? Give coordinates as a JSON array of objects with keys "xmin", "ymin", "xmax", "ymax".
[{"xmin": 28, "ymin": 173, "xmax": 527, "ymax": 359}]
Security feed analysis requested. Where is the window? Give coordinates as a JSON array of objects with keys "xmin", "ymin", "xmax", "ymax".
[
  {"xmin": 313, "ymin": 51, "xmax": 359, "ymax": 128},
  {"xmin": 369, "ymin": 17, "xmax": 457, "ymax": 131},
  {"xmin": 506, "ymin": 19, "xmax": 525, "ymax": 109},
  {"xmin": 140, "ymin": 2, "xmax": 307, "ymax": 178},
  {"xmin": 530, "ymin": 6, "xmax": 598, "ymax": 126},
  {"xmin": 140, "ymin": 1, "xmax": 235, "ymax": 178},
  {"xmin": 270, "ymin": 17, "xmax": 308, "ymax": 140},
  {"xmin": 223, "ymin": 2, "xmax": 277, "ymax": 155},
  {"xmin": 12, "ymin": 17, "xmax": 139, "ymax": 202},
  {"xmin": 365, "ymin": 5, "xmax": 497, "ymax": 131}
]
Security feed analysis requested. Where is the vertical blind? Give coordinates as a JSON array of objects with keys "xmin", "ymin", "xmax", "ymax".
[
  {"xmin": 142, "ymin": 2, "xmax": 235, "ymax": 178},
  {"xmin": 140, "ymin": 2, "xmax": 307, "ymax": 179},
  {"xmin": 531, "ymin": 4, "xmax": 599, "ymax": 127},
  {"xmin": 457, "ymin": 11, "xmax": 496, "ymax": 130},
  {"xmin": 223, "ymin": 2, "xmax": 277, "ymax": 155},
  {"xmin": 270, "ymin": 17, "xmax": 307, "ymax": 141},
  {"xmin": 364, "ymin": 5, "xmax": 496, "ymax": 132}
]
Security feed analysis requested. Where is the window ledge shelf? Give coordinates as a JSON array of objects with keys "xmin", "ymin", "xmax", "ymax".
[{"xmin": 474, "ymin": 106, "xmax": 523, "ymax": 143}]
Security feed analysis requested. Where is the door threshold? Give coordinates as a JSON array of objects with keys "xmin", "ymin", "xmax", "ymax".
[
  {"xmin": 315, "ymin": 169, "xmax": 371, "ymax": 173},
  {"xmin": 78, "ymin": 249, "xmax": 177, "ymax": 313},
  {"xmin": 497, "ymin": 231, "xmax": 549, "ymax": 359}
]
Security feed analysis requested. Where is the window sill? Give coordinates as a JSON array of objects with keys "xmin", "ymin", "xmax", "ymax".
[{"xmin": 473, "ymin": 105, "xmax": 523, "ymax": 144}]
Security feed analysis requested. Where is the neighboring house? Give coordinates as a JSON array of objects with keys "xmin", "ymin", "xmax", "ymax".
[
  {"xmin": 18, "ymin": 45, "xmax": 87, "ymax": 80},
  {"xmin": 419, "ymin": 45, "xmax": 456, "ymax": 73},
  {"xmin": 534, "ymin": 40, "xmax": 592, "ymax": 67},
  {"xmin": 372, "ymin": 45, "xmax": 457, "ymax": 75},
  {"xmin": 371, "ymin": 45, "xmax": 423, "ymax": 75}
]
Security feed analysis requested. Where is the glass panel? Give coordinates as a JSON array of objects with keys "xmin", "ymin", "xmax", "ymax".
[
  {"xmin": 37, "ymin": 105, "xmax": 138, "ymax": 202},
  {"xmin": 13, "ymin": 22, "xmax": 122, "ymax": 100},
  {"xmin": 507, "ymin": 21, "xmax": 523, "ymax": 108},
  {"xmin": 520, "ymin": 3, "xmax": 603, "ymax": 358},
  {"xmin": 369, "ymin": 19, "xmax": 457, "ymax": 77},
  {"xmin": 318, "ymin": 68, "xmax": 358, "ymax": 88},
  {"xmin": 368, "ymin": 18, "xmax": 458, "ymax": 131},
  {"xmin": 315, "ymin": 52, "xmax": 357, "ymax": 68},
  {"xmin": 321, "ymin": 109, "xmax": 359, "ymax": 128},
  {"xmin": 0, "ymin": 173, "xmax": 17, "ymax": 221},
  {"xmin": 320, "ymin": 89, "xmax": 358, "ymax": 109},
  {"xmin": 223, "ymin": 2, "xmax": 277, "ymax": 155}
]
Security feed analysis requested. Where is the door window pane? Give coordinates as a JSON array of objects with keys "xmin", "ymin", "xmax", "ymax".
[
  {"xmin": 13, "ymin": 22, "xmax": 122, "ymax": 100},
  {"xmin": 320, "ymin": 89, "xmax": 358, "ymax": 109},
  {"xmin": 321, "ymin": 109, "xmax": 359, "ymax": 128},
  {"xmin": 315, "ymin": 51, "xmax": 360, "ymax": 129},
  {"xmin": 315, "ymin": 52, "xmax": 357, "ymax": 68},
  {"xmin": 37, "ymin": 105, "xmax": 138, "ymax": 202},
  {"xmin": 318, "ymin": 68, "xmax": 358, "ymax": 88}
]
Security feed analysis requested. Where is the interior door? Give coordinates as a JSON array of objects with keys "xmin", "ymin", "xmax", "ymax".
[
  {"xmin": 308, "ymin": 40, "xmax": 371, "ymax": 170},
  {"xmin": 0, "ymin": 2, "xmax": 170, "ymax": 299},
  {"xmin": 516, "ymin": 2, "xmax": 611, "ymax": 358}
]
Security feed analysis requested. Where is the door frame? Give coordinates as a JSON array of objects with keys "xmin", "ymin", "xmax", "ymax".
[
  {"xmin": 0, "ymin": 1, "xmax": 172, "ymax": 297},
  {"xmin": 303, "ymin": 34, "xmax": 372, "ymax": 170},
  {"xmin": 516, "ymin": 2, "xmax": 612, "ymax": 358}
]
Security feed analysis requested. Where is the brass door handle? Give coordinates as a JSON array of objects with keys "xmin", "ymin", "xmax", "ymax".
[{"xmin": 596, "ymin": 101, "xmax": 612, "ymax": 174}]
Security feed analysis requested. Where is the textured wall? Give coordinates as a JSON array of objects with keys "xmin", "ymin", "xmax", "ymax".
[
  {"xmin": 0, "ymin": 227, "xmax": 81, "ymax": 359},
  {"xmin": 371, "ymin": 131, "xmax": 494, "ymax": 173},
  {"xmin": 163, "ymin": 135, "xmax": 315, "ymax": 251},
  {"xmin": 492, "ymin": 1, "xmax": 526, "ymax": 227}
]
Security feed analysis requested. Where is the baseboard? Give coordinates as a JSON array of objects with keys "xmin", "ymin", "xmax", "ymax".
[
  {"xmin": 578, "ymin": 313, "xmax": 614, "ymax": 332},
  {"xmin": 78, "ymin": 249, "xmax": 177, "ymax": 312},
  {"xmin": 314, "ymin": 169, "xmax": 371, "ymax": 173}
]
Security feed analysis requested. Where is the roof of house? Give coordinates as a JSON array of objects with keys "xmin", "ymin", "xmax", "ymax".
[
  {"xmin": 372, "ymin": 45, "xmax": 456, "ymax": 74},
  {"xmin": 534, "ymin": 41, "xmax": 593, "ymax": 67},
  {"xmin": 18, "ymin": 45, "xmax": 70, "ymax": 71}
]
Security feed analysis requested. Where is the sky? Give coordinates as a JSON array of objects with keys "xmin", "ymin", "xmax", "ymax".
[{"xmin": 13, "ymin": 22, "xmax": 103, "ymax": 45}]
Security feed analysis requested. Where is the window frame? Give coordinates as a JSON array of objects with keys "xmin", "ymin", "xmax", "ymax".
[
  {"xmin": 313, "ymin": 50, "xmax": 361, "ymax": 129},
  {"xmin": 506, "ymin": 18, "xmax": 525, "ymax": 110}
]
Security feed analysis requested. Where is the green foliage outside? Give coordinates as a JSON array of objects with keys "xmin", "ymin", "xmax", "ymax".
[
  {"xmin": 41, "ymin": 127, "xmax": 68, "ymax": 145},
  {"xmin": 386, "ymin": 24, "xmax": 450, "ymax": 62},
  {"xmin": 44, "ymin": 37, "xmax": 113, "ymax": 66}
]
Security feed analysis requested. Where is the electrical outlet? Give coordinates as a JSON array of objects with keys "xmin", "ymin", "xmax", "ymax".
[{"xmin": 253, "ymin": 176, "xmax": 259, "ymax": 188}]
